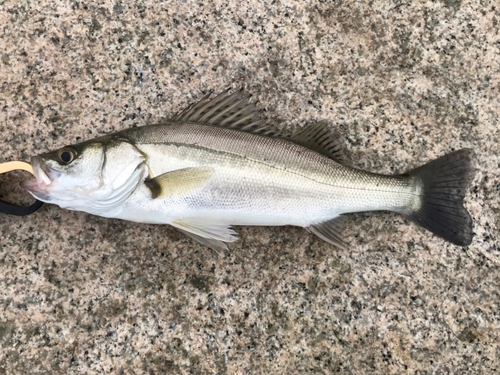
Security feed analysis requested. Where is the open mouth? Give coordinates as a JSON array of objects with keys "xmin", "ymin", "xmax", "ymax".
[{"xmin": 20, "ymin": 157, "xmax": 60, "ymax": 200}]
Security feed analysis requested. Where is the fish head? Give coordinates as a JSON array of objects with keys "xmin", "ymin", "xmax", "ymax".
[{"xmin": 22, "ymin": 137, "xmax": 147, "ymax": 214}]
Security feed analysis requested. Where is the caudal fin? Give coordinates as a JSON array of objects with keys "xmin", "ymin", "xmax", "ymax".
[{"xmin": 403, "ymin": 149, "xmax": 475, "ymax": 246}]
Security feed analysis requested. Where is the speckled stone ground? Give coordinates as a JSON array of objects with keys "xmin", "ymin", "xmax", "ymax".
[{"xmin": 0, "ymin": 1, "xmax": 499, "ymax": 374}]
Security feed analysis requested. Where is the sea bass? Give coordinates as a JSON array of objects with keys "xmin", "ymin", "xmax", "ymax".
[{"xmin": 21, "ymin": 90, "xmax": 475, "ymax": 249}]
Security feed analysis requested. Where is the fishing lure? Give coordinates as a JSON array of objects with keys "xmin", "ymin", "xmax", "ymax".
[{"xmin": 0, "ymin": 161, "xmax": 43, "ymax": 215}]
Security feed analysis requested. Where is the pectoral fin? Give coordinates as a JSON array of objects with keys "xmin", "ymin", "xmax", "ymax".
[
  {"xmin": 171, "ymin": 220, "xmax": 238, "ymax": 251},
  {"xmin": 145, "ymin": 167, "xmax": 214, "ymax": 199}
]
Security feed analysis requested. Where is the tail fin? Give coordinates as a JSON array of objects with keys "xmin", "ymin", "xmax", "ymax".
[{"xmin": 403, "ymin": 149, "xmax": 475, "ymax": 246}]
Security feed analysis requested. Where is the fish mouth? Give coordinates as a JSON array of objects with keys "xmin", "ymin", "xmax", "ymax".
[{"xmin": 20, "ymin": 157, "xmax": 61, "ymax": 201}]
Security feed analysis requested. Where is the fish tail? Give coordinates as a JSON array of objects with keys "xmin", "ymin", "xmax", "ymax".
[{"xmin": 401, "ymin": 149, "xmax": 475, "ymax": 246}]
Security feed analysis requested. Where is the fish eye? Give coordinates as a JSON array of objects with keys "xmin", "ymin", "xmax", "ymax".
[{"xmin": 58, "ymin": 147, "xmax": 77, "ymax": 164}]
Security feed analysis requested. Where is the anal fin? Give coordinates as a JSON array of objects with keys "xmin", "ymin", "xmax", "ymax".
[{"xmin": 307, "ymin": 216, "xmax": 349, "ymax": 250}]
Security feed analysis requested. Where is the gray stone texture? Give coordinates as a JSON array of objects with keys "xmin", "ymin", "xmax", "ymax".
[{"xmin": 0, "ymin": 0, "xmax": 499, "ymax": 374}]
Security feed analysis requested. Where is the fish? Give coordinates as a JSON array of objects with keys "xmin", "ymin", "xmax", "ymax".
[{"xmin": 21, "ymin": 89, "xmax": 475, "ymax": 250}]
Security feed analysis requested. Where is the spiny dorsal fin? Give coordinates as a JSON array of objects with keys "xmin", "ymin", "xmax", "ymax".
[
  {"xmin": 288, "ymin": 123, "xmax": 350, "ymax": 165},
  {"xmin": 307, "ymin": 215, "xmax": 349, "ymax": 250},
  {"xmin": 171, "ymin": 88, "xmax": 280, "ymax": 136},
  {"xmin": 145, "ymin": 167, "xmax": 214, "ymax": 199}
]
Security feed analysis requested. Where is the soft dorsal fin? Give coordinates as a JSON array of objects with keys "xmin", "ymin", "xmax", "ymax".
[
  {"xmin": 145, "ymin": 167, "xmax": 214, "ymax": 199},
  {"xmin": 171, "ymin": 89, "xmax": 280, "ymax": 136},
  {"xmin": 288, "ymin": 124, "xmax": 350, "ymax": 165}
]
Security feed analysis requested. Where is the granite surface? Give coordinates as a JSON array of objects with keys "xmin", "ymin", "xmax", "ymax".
[{"xmin": 1, "ymin": 0, "xmax": 499, "ymax": 374}]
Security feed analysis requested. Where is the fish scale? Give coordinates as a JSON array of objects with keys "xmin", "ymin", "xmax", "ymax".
[{"xmin": 123, "ymin": 122, "xmax": 417, "ymax": 225}]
